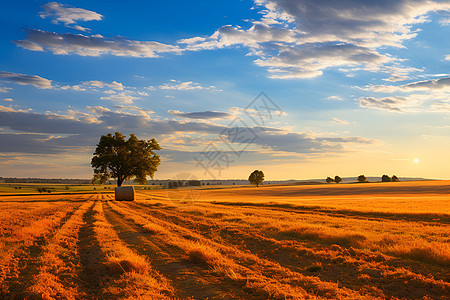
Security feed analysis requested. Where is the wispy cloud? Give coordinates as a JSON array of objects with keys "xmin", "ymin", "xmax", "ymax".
[
  {"xmin": 14, "ymin": 29, "xmax": 182, "ymax": 57},
  {"xmin": 0, "ymin": 71, "xmax": 53, "ymax": 89},
  {"xmin": 326, "ymin": 96, "xmax": 343, "ymax": 101},
  {"xmin": 332, "ymin": 118, "xmax": 349, "ymax": 125},
  {"xmin": 0, "ymin": 86, "xmax": 12, "ymax": 93},
  {"xmin": 169, "ymin": 110, "xmax": 233, "ymax": 119},
  {"xmin": 39, "ymin": 2, "xmax": 103, "ymax": 32},
  {"xmin": 83, "ymin": 80, "xmax": 124, "ymax": 90},
  {"xmin": 100, "ymin": 92, "xmax": 141, "ymax": 104},
  {"xmin": 152, "ymin": 80, "xmax": 221, "ymax": 91}
]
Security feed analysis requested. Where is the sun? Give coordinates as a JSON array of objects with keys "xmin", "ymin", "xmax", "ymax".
[{"xmin": 414, "ymin": 158, "xmax": 420, "ymax": 163}]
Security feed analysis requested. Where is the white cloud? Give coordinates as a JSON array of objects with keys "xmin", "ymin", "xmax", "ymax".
[
  {"xmin": 39, "ymin": 2, "xmax": 103, "ymax": 31},
  {"xmin": 100, "ymin": 92, "xmax": 141, "ymax": 104},
  {"xmin": 430, "ymin": 102, "xmax": 450, "ymax": 112},
  {"xmin": 156, "ymin": 80, "xmax": 221, "ymax": 91},
  {"xmin": 0, "ymin": 71, "xmax": 52, "ymax": 89},
  {"xmin": 14, "ymin": 29, "xmax": 182, "ymax": 57},
  {"xmin": 446, "ymin": 54, "xmax": 450, "ymax": 61},
  {"xmin": 83, "ymin": 80, "xmax": 124, "ymax": 90},
  {"xmin": 358, "ymin": 77, "xmax": 450, "ymax": 112},
  {"xmin": 60, "ymin": 84, "xmax": 87, "ymax": 91},
  {"xmin": 256, "ymin": 0, "xmax": 450, "ymax": 47},
  {"xmin": 332, "ymin": 118, "xmax": 349, "ymax": 125},
  {"xmin": 180, "ymin": 0, "xmax": 450, "ymax": 79},
  {"xmin": 3, "ymin": 98, "xmax": 13, "ymax": 102},
  {"xmin": 326, "ymin": 96, "xmax": 343, "ymax": 101},
  {"xmin": 0, "ymin": 86, "xmax": 12, "ymax": 93},
  {"xmin": 364, "ymin": 76, "xmax": 450, "ymax": 93}
]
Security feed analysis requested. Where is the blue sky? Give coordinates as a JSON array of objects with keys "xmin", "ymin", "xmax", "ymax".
[{"xmin": 1, "ymin": 0, "xmax": 450, "ymax": 180}]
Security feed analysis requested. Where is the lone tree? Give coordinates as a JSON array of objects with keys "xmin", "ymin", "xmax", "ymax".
[
  {"xmin": 326, "ymin": 177, "xmax": 335, "ymax": 183},
  {"xmin": 334, "ymin": 176, "xmax": 342, "ymax": 184},
  {"xmin": 91, "ymin": 132, "xmax": 161, "ymax": 187},
  {"xmin": 357, "ymin": 175, "xmax": 368, "ymax": 183},
  {"xmin": 391, "ymin": 175, "xmax": 400, "ymax": 182},
  {"xmin": 381, "ymin": 174, "xmax": 391, "ymax": 182},
  {"xmin": 248, "ymin": 170, "xmax": 264, "ymax": 187}
]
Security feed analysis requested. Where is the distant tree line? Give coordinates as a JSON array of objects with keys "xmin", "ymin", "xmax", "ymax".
[
  {"xmin": 325, "ymin": 175, "xmax": 400, "ymax": 183},
  {"xmin": 167, "ymin": 180, "xmax": 201, "ymax": 188},
  {"xmin": 0, "ymin": 177, "xmax": 91, "ymax": 184}
]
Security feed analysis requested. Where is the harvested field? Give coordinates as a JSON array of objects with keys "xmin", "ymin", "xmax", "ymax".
[{"xmin": 0, "ymin": 181, "xmax": 448, "ymax": 299}]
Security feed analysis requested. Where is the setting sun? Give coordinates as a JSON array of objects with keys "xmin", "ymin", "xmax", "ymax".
[{"xmin": 414, "ymin": 158, "xmax": 420, "ymax": 164}]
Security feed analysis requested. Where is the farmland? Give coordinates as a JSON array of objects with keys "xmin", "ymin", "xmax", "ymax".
[{"xmin": 0, "ymin": 181, "xmax": 449, "ymax": 299}]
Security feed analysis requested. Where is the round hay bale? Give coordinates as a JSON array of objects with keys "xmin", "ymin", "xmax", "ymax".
[{"xmin": 115, "ymin": 186, "xmax": 135, "ymax": 201}]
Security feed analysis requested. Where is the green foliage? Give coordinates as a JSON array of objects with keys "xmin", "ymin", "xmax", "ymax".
[
  {"xmin": 334, "ymin": 176, "xmax": 342, "ymax": 184},
  {"xmin": 391, "ymin": 175, "xmax": 400, "ymax": 182},
  {"xmin": 357, "ymin": 175, "xmax": 368, "ymax": 183},
  {"xmin": 248, "ymin": 170, "xmax": 264, "ymax": 187},
  {"xmin": 326, "ymin": 177, "xmax": 335, "ymax": 183},
  {"xmin": 91, "ymin": 132, "xmax": 161, "ymax": 187},
  {"xmin": 381, "ymin": 174, "xmax": 391, "ymax": 182}
]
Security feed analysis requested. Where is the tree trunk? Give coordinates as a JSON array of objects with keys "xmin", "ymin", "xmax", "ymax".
[{"xmin": 117, "ymin": 175, "xmax": 123, "ymax": 187}]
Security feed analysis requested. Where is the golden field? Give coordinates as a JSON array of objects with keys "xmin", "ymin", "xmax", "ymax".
[{"xmin": 0, "ymin": 181, "xmax": 448, "ymax": 299}]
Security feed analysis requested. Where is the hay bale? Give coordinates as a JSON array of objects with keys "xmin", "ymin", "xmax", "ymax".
[{"xmin": 115, "ymin": 186, "xmax": 135, "ymax": 201}]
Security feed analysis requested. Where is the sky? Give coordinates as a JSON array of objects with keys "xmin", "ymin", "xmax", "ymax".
[{"xmin": 0, "ymin": 0, "xmax": 450, "ymax": 180}]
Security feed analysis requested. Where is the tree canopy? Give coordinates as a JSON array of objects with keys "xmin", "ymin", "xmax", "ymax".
[
  {"xmin": 91, "ymin": 132, "xmax": 161, "ymax": 187},
  {"xmin": 334, "ymin": 176, "xmax": 342, "ymax": 184},
  {"xmin": 326, "ymin": 176, "xmax": 335, "ymax": 183},
  {"xmin": 357, "ymin": 175, "xmax": 368, "ymax": 183},
  {"xmin": 381, "ymin": 174, "xmax": 391, "ymax": 182},
  {"xmin": 248, "ymin": 170, "xmax": 264, "ymax": 187}
]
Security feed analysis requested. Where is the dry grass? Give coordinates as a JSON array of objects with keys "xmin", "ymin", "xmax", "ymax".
[
  {"xmin": 92, "ymin": 201, "xmax": 173, "ymax": 299},
  {"xmin": 28, "ymin": 201, "xmax": 93, "ymax": 299},
  {"xmin": 0, "ymin": 181, "xmax": 449, "ymax": 299}
]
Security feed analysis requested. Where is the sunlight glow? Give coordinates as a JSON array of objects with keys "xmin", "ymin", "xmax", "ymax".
[{"xmin": 414, "ymin": 158, "xmax": 420, "ymax": 163}]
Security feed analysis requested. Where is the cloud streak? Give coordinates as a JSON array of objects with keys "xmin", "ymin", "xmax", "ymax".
[
  {"xmin": 14, "ymin": 29, "xmax": 182, "ymax": 57},
  {"xmin": 40, "ymin": 2, "xmax": 103, "ymax": 32},
  {"xmin": 0, "ymin": 71, "xmax": 53, "ymax": 89},
  {"xmin": 169, "ymin": 110, "xmax": 233, "ymax": 119}
]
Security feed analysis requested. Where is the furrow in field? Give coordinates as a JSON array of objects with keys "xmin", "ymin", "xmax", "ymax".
[
  {"xmin": 189, "ymin": 202, "xmax": 449, "ymax": 270},
  {"xmin": 212, "ymin": 201, "xmax": 450, "ymax": 225},
  {"xmin": 103, "ymin": 201, "xmax": 252, "ymax": 300},
  {"xmin": 91, "ymin": 200, "xmax": 174, "ymax": 299},
  {"xmin": 130, "ymin": 201, "xmax": 450, "ymax": 300},
  {"xmin": 76, "ymin": 201, "xmax": 111, "ymax": 298},
  {"xmin": 27, "ymin": 201, "xmax": 94, "ymax": 299},
  {"xmin": 109, "ymin": 200, "xmax": 368, "ymax": 299},
  {"xmin": 0, "ymin": 201, "xmax": 82, "ymax": 297}
]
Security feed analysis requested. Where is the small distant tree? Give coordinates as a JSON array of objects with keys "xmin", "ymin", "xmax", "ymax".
[
  {"xmin": 91, "ymin": 132, "xmax": 161, "ymax": 187},
  {"xmin": 326, "ymin": 177, "xmax": 335, "ymax": 183},
  {"xmin": 381, "ymin": 174, "xmax": 391, "ymax": 182},
  {"xmin": 248, "ymin": 170, "xmax": 264, "ymax": 187},
  {"xmin": 357, "ymin": 175, "xmax": 368, "ymax": 183},
  {"xmin": 391, "ymin": 175, "xmax": 400, "ymax": 182},
  {"xmin": 334, "ymin": 176, "xmax": 342, "ymax": 184}
]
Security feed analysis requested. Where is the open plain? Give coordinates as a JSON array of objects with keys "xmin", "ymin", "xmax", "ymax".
[{"xmin": 0, "ymin": 181, "xmax": 448, "ymax": 299}]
